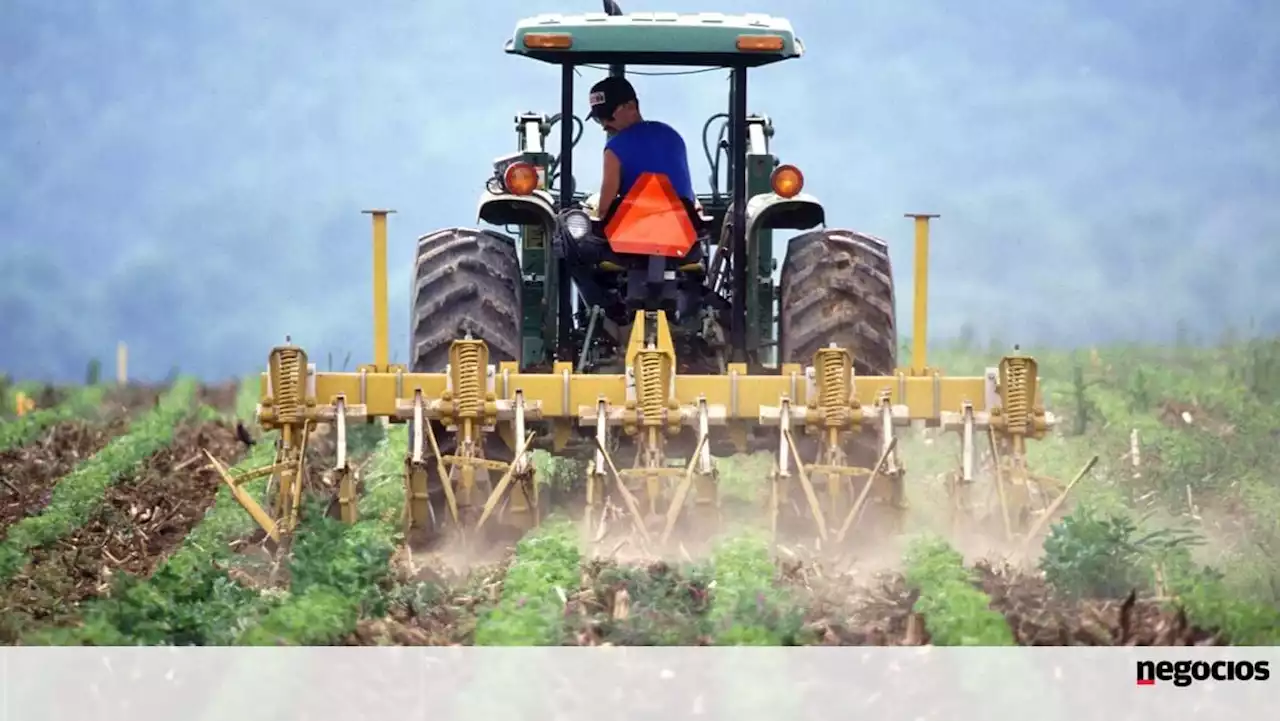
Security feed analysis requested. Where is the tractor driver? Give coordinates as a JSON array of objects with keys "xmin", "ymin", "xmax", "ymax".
[{"xmin": 588, "ymin": 75, "xmax": 698, "ymax": 221}]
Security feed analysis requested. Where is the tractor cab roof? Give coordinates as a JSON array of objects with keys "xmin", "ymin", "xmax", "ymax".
[{"xmin": 506, "ymin": 11, "xmax": 803, "ymax": 67}]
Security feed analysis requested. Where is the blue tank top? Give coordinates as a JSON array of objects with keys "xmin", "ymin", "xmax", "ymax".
[{"xmin": 605, "ymin": 120, "xmax": 695, "ymax": 202}]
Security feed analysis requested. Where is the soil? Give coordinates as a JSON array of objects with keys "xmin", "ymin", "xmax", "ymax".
[
  {"xmin": 0, "ymin": 419, "xmax": 129, "ymax": 536},
  {"xmin": 972, "ymin": 561, "xmax": 1222, "ymax": 645},
  {"xmin": 96, "ymin": 383, "xmax": 170, "ymax": 422},
  {"xmin": 101, "ymin": 379, "xmax": 239, "ymax": 416},
  {"xmin": 0, "ymin": 419, "xmax": 246, "ymax": 639},
  {"xmin": 197, "ymin": 380, "xmax": 241, "ymax": 414},
  {"xmin": 338, "ymin": 550, "xmax": 1228, "ymax": 647}
]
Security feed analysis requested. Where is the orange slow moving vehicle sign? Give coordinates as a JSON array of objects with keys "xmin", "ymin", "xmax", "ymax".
[{"xmin": 603, "ymin": 172, "xmax": 697, "ymax": 258}]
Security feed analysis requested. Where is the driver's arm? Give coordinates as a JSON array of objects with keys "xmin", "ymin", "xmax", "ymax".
[{"xmin": 597, "ymin": 149, "xmax": 621, "ymax": 219}]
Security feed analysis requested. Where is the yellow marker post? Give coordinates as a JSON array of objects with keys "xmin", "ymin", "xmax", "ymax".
[
  {"xmin": 904, "ymin": 213, "xmax": 939, "ymax": 375},
  {"xmin": 116, "ymin": 341, "xmax": 128, "ymax": 385},
  {"xmin": 15, "ymin": 391, "xmax": 34, "ymax": 417},
  {"xmin": 363, "ymin": 209, "xmax": 396, "ymax": 372}
]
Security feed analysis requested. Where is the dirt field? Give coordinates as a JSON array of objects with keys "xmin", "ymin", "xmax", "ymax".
[
  {"xmin": 0, "ymin": 367, "xmax": 1269, "ymax": 647},
  {"xmin": 0, "ymin": 420, "xmax": 130, "ymax": 536},
  {"xmin": 0, "ymin": 418, "xmax": 247, "ymax": 640}
]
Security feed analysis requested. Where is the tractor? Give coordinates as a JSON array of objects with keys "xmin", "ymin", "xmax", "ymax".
[{"xmin": 213, "ymin": 2, "xmax": 1069, "ymax": 558}]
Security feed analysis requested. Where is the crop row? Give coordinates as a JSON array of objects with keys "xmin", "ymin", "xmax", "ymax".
[
  {"xmin": 33, "ymin": 377, "xmax": 268, "ymax": 644},
  {"xmin": 474, "ymin": 518, "xmax": 582, "ymax": 645},
  {"xmin": 0, "ymin": 385, "xmax": 108, "ymax": 452},
  {"xmin": 236, "ymin": 425, "xmax": 408, "ymax": 645},
  {"xmin": 902, "ymin": 536, "xmax": 1015, "ymax": 645},
  {"xmin": 0, "ymin": 379, "xmax": 199, "ymax": 585}
]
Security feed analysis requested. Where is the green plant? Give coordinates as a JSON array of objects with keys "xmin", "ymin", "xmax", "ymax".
[
  {"xmin": 0, "ymin": 379, "xmax": 199, "ymax": 583},
  {"xmin": 32, "ymin": 434, "xmax": 282, "ymax": 645},
  {"xmin": 902, "ymin": 535, "xmax": 1014, "ymax": 646},
  {"xmin": 237, "ymin": 428, "xmax": 408, "ymax": 645},
  {"xmin": 707, "ymin": 533, "xmax": 802, "ymax": 645},
  {"xmin": 1040, "ymin": 503, "xmax": 1204, "ymax": 599},
  {"xmin": 588, "ymin": 560, "xmax": 713, "ymax": 645},
  {"xmin": 474, "ymin": 518, "xmax": 581, "ymax": 646}
]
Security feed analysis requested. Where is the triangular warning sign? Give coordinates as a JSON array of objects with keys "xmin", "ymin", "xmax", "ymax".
[{"xmin": 604, "ymin": 172, "xmax": 697, "ymax": 258}]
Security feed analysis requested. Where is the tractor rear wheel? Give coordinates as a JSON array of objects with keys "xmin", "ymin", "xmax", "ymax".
[
  {"xmin": 410, "ymin": 227, "xmax": 524, "ymax": 541},
  {"xmin": 411, "ymin": 227, "xmax": 523, "ymax": 372},
  {"xmin": 779, "ymin": 228, "xmax": 897, "ymax": 374},
  {"xmin": 778, "ymin": 228, "xmax": 900, "ymax": 542}
]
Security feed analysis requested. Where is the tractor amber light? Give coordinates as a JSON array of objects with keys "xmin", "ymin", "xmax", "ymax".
[
  {"xmin": 736, "ymin": 34, "xmax": 785, "ymax": 51},
  {"xmin": 770, "ymin": 164, "xmax": 804, "ymax": 198},
  {"xmin": 523, "ymin": 33, "xmax": 573, "ymax": 49},
  {"xmin": 503, "ymin": 162, "xmax": 539, "ymax": 196}
]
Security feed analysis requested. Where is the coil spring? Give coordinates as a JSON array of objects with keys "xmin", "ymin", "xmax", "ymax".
[
  {"xmin": 816, "ymin": 349, "xmax": 847, "ymax": 412},
  {"xmin": 636, "ymin": 351, "xmax": 665, "ymax": 425},
  {"xmin": 1002, "ymin": 358, "xmax": 1030, "ymax": 435},
  {"xmin": 274, "ymin": 348, "xmax": 303, "ymax": 424},
  {"xmin": 453, "ymin": 342, "xmax": 483, "ymax": 417}
]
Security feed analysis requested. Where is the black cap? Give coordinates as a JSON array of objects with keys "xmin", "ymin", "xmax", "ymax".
[{"xmin": 588, "ymin": 76, "xmax": 637, "ymax": 120}]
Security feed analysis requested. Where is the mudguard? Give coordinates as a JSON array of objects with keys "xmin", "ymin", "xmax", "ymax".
[
  {"xmin": 743, "ymin": 191, "xmax": 825, "ymax": 238},
  {"xmin": 476, "ymin": 187, "xmax": 559, "ymax": 228}
]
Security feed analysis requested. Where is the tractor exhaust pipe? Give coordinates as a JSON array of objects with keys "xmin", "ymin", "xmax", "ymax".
[{"xmin": 904, "ymin": 213, "xmax": 938, "ymax": 375}]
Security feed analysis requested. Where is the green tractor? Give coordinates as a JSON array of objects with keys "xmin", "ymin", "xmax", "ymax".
[{"xmin": 410, "ymin": 2, "xmax": 903, "ymax": 538}]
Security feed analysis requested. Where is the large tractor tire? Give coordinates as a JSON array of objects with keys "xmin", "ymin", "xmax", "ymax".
[
  {"xmin": 779, "ymin": 228, "xmax": 897, "ymax": 374},
  {"xmin": 409, "ymin": 227, "xmax": 523, "ymax": 540},
  {"xmin": 778, "ymin": 228, "xmax": 900, "ymax": 541},
  {"xmin": 411, "ymin": 227, "xmax": 523, "ymax": 372}
]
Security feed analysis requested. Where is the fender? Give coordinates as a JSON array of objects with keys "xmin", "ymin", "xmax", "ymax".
[
  {"xmin": 476, "ymin": 187, "xmax": 559, "ymax": 228},
  {"xmin": 743, "ymin": 191, "xmax": 825, "ymax": 239}
]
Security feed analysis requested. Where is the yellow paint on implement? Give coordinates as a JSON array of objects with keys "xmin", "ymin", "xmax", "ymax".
[{"xmin": 226, "ymin": 209, "xmax": 1060, "ymax": 552}]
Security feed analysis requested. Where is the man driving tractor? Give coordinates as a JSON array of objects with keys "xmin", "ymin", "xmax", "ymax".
[{"xmin": 588, "ymin": 75, "xmax": 698, "ymax": 218}]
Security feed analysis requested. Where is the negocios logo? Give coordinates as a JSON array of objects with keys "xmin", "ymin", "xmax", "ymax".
[{"xmin": 1136, "ymin": 659, "xmax": 1271, "ymax": 687}]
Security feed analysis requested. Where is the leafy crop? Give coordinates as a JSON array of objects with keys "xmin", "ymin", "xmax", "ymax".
[
  {"xmin": 26, "ymin": 430, "xmax": 283, "ymax": 646},
  {"xmin": 0, "ymin": 379, "xmax": 198, "ymax": 584},
  {"xmin": 903, "ymin": 535, "xmax": 1015, "ymax": 646},
  {"xmin": 1040, "ymin": 502, "xmax": 1205, "ymax": 598},
  {"xmin": 237, "ymin": 427, "xmax": 407, "ymax": 645},
  {"xmin": 474, "ymin": 518, "xmax": 581, "ymax": 646},
  {"xmin": 0, "ymin": 384, "xmax": 108, "ymax": 452},
  {"xmin": 707, "ymin": 533, "xmax": 802, "ymax": 645}
]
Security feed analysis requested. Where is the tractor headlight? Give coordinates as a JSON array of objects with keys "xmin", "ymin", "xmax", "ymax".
[{"xmin": 562, "ymin": 210, "xmax": 591, "ymax": 240}]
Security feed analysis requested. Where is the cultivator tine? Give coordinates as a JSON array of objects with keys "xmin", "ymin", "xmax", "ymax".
[
  {"xmin": 782, "ymin": 421, "xmax": 829, "ymax": 542},
  {"xmin": 204, "ymin": 449, "xmax": 282, "ymax": 542},
  {"xmin": 578, "ymin": 312, "xmax": 728, "ymax": 549},
  {"xmin": 660, "ymin": 430, "xmax": 709, "ymax": 545},
  {"xmin": 584, "ymin": 399, "xmax": 609, "ymax": 537},
  {"xmin": 593, "ymin": 436, "xmax": 654, "ymax": 550},
  {"xmin": 764, "ymin": 396, "xmax": 829, "ymax": 543},
  {"xmin": 417, "ymin": 392, "xmax": 459, "ymax": 527},
  {"xmin": 835, "ymin": 436, "xmax": 899, "ymax": 544},
  {"xmin": 959, "ymin": 401, "xmax": 975, "ymax": 482},
  {"xmin": 761, "ymin": 347, "xmax": 911, "ymax": 549},
  {"xmin": 474, "ymin": 429, "xmax": 537, "ymax": 533},
  {"xmin": 318, "ymin": 396, "xmax": 367, "ymax": 524},
  {"xmin": 404, "ymin": 391, "xmax": 434, "ymax": 530},
  {"xmin": 988, "ymin": 426, "xmax": 1015, "ymax": 542},
  {"xmin": 1013, "ymin": 455, "xmax": 1099, "ymax": 561}
]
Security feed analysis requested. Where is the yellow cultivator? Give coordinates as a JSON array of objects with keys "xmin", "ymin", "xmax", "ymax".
[
  {"xmin": 214, "ymin": 212, "xmax": 1064, "ymax": 555},
  {"xmin": 214, "ymin": 5, "xmax": 1068, "ymax": 556}
]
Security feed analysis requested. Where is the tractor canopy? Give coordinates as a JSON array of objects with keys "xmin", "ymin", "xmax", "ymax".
[{"xmin": 506, "ymin": 11, "xmax": 803, "ymax": 67}]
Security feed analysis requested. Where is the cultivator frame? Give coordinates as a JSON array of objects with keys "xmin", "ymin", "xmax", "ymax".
[{"xmin": 213, "ymin": 215, "xmax": 1062, "ymax": 553}]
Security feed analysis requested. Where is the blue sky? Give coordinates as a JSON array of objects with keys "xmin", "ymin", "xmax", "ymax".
[{"xmin": 1, "ymin": 0, "xmax": 1277, "ymax": 381}]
